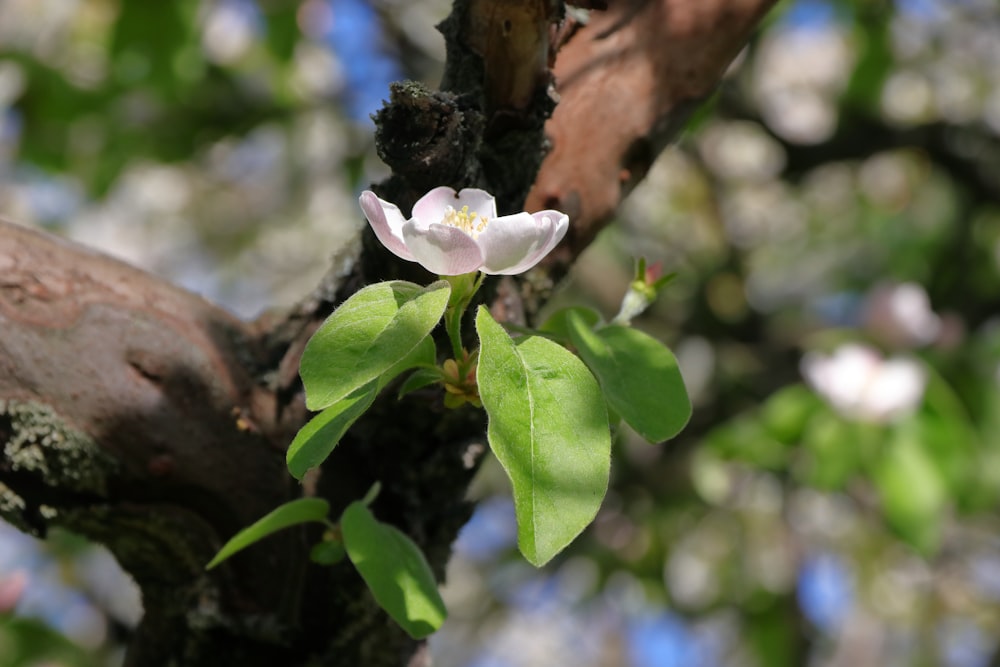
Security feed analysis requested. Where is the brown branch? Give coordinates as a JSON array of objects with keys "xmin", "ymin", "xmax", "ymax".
[
  {"xmin": 527, "ymin": 0, "xmax": 778, "ymax": 270},
  {"xmin": 0, "ymin": 219, "xmax": 301, "ymax": 664}
]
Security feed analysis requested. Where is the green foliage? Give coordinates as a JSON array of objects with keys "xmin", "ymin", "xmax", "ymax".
[
  {"xmin": 566, "ymin": 311, "xmax": 691, "ymax": 442},
  {"xmin": 871, "ymin": 427, "xmax": 947, "ymax": 554},
  {"xmin": 397, "ymin": 367, "xmax": 444, "ymax": 398},
  {"xmin": 287, "ymin": 382, "xmax": 381, "ymax": 481},
  {"xmin": 309, "ymin": 537, "xmax": 346, "ymax": 566},
  {"xmin": 476, "ymin": 306, "xmax": 611, "ymax": 566},
  {"xmin": 206, "ymin": 498, "xmax": 331, "ymax": 569},
  {"xmin": 110, "ymin": 0, "xmax": 200, "ymax": 98},
  {"xmin": 798, "ymin": 412, "xmax": 863, "ymax": 489},
  {"xmin": 7, "ymin": 0, "xmax": 293, "ymax": 196},
  {"xmin": 284, "ymin": 258, "xmax": 688, "ymax": 634},
  {"xmin": 341, "ymin": 502, "xmax": 447, "ymax": 638},
  {"xmin": 759, "ymin": 385, "xmax": 820, "ymax": 444},
  {"xmin": 539, "ymin": 306, "xmax": 602, "ymax": 339},
  {"xmin": 262, "ymin": 2, "xmax": 301, "ymax": 64},
  {"xmin": 288, "ymin": 336, "xmax": 436, "ymax": 479},
  {"xmin": 745, "ymin": 599, "xmax": 799, "ymax": 667},
  {"xmin": 0, "ymin": 616, "xmax": 104, "ymax": 667},
  {"xmin": 300, "ymin": 281, "xmax": 450, "ymax": 410}
]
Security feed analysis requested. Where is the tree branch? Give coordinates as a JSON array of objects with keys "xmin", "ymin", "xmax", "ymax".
[
  {"xmin": 527, "ymin": 0, "xmax": 778, "ymax": 272},
  {"xmin": 0, "ymin": 219, "xmax": 301, "ymax": 664}
]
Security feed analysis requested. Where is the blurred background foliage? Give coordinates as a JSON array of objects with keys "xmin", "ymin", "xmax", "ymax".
[{"xmin": 1, "ymin": 0, "xmax": 1000, "ymax": 666}]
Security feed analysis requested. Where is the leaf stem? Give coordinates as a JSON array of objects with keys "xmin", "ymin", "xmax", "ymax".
[{"xmin": 445, "ymin": 304, "xmax": 465, "ymax": 360}]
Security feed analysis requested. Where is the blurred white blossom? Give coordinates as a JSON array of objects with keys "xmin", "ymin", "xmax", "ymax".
[
  {"xmin": 801, "ymin": 343, "xmax": 927, "ymax": 423},
  {"xmin": 753, "ymin": 25, "xmax": 854, "ymax": 144},
  {"xmin": 864, "ymin": 282, "xmax": 941, "ymax": 348},
  {"xmin": 201, "ymin": 0, "xmax": 256, "ymax": 65}
]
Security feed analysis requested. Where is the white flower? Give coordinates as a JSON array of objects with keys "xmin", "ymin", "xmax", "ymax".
[
  {"xmin": 359, "ymin": 186, "xmax": 569, "ymax": 275},
  {"xmin": 864, "ymin": 282, "xmax": 941, "ymax": 348},
  {"xmin": 801, "ymin": 343, "xmax": 927, "ymax": 423}
]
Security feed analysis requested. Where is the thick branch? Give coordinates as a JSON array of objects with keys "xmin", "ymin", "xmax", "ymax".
[
  {"xmin": 527, "ymin": 0, "xmax": 779, "ymax": 270},
  {"xmin": 0, "ymin": 219, "xmax": 301, "ymax": 664}
]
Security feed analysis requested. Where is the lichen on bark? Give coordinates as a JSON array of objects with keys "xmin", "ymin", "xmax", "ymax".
[
  {"xmin": 0, "ymin": 399, "xmax": 117, "ymax": 493},
  {"xmin": 0, "ymin": 399, "xmax": 119, "ymax": 534}
]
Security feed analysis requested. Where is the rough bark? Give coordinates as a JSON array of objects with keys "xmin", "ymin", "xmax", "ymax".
[
  {"xmin": 0, "ymin": 0, "xmax": 776, "ymax": 665},
  {"xmin": 528, "ymin": 0, "xmax": 776, "ymax": 274}
]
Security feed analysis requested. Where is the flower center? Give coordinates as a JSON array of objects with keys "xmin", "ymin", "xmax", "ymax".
[{"xmin": 442, "ymin": 205, "xmax": 488, "ymax": 236}]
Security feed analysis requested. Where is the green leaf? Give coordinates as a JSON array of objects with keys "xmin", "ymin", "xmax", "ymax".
[
  {"xmin": 360, "ymin": 481, "xmax": 382, "ymax": 506},
  {"xmin": 539, "ymin": 306, "xmax": 602, "ymax": 340},
  {"xmin": 760, "ymin": 385, "xmax": 821, "ymax": 445},
  {"xmin": 111, "ymin": 0, "xmax": 200, "ymax": 95},
  {"xmin": 286, "ymin": 382, "xmax": 380, "ymax": 480},
  {"xmin": 872, "ymin": 426, "xmax": 947, "ymax": 554},
  {"xmin": 566, "ymin": 312, "xmax": 690, "ymax": 442},
  {"xmin": 398, "ymin": 368, "xmax": 442, "ymax": 398},
  {"xmin": 706, "ymin": 416, "xmax": 787, "ymax": 470},
  {"xmin": 263, "ymin": 3, "xmax": 300, "ymax": 63},
  {"xmin": 0, "ymin": 616, "xmax": 101, "ymax": 665},
  {"xmin": 475, "ymin": 306, "xmax": 611, "ymax": 567},
  {"xmin": 310, "ymin": 538, "xmax": 346, "ymax": 565},
  {"xmin": 380, "ymin": 335, "xmax": 437, "ymax": 391},
  {"xmin": 300, "ymin": 281, "xmax": 450, "ymax": 410},
  {"xmin": 797, "ymin": 411, "xmax": 863, "ymax": 490},
  {"xmin": 206, "ymin": 498, "xmax": 330, "ymax": 569},
  {"xmin": 341, "ymin": 502, "xmax": 447, "ymax": 638},
  {"xmin": 288, "ymin": 336, "xmax": 436, "ymax": 480}
]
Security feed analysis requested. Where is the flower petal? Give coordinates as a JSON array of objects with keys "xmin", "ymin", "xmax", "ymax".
[
  {"xmin": 532, "ymin": 209, "xmax": 569, "ymax": 256},
  {"xmin": 401, "ymin": 222, "xmax": 485, "ymax": 275},
  {"xmin": 864, "ymin": 358, "xmax": 927, "ymax": 421},
  {"xmin": 413, "ymin": 186, "xmax": 497, "ymax": 225},
  {"xmin": 359, "ymin": 191, "xmax": 415, "ymax": 261},
  {"xmin": 479, "ymin": 210, "xmax": 568, "ymax": 275},
  {"xmin": 454, "ymin": 188, "xmax": 498, "ymax": 220}
]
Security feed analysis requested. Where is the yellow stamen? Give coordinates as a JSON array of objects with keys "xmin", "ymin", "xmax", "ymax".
[{"xmin": 442, "ymin": 205, "xmax": 488, "ymax": 235}]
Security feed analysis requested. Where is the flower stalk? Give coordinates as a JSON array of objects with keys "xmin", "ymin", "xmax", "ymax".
[{"xmin": 443, "ymin": 272, "xmax": 485, "ymax": 360}]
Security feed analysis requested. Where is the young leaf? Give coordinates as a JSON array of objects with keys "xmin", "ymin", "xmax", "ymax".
[
  {"xmin": 300, "ymin": 281, "xmax": 450, "ymax": 410},
  {"xmin": 206, "ymin": 498, "xmax": 330, "ymax": 569},
  {"xmin": 539, "ymin": 306, "xmax": 602, "ymax": 341},
  {"xmin": 380, "ymin": 335, "xmax": 437, "ymax": 389},
  {"xmin": 566, "ymin": 311, "xmax": 691, "ymax": 443},
  {"xmin": 288, "ymin": 337, "xmax": 436, "ymax": 480},
  {"xmin": 397, "ymin": 367, "xmax": 442, "ymax": 398},
  {"xmin": 286, "ymin": 382, "xmax": 380, "ymax": 480},
  {"xmin": 309, "ymin": 539, "xmax": 346, "ymax": 566},
  {"xmin": 341, "ymin": 502, "xmax": 446, "ymax": 638},
  {"xmin": 475, "ymin": 306, "xmax": 611, "ymax": 567}
]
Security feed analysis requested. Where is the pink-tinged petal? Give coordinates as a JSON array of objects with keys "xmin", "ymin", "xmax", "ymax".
[
  {"xmin": 453, "ymin": 188, "xmax": 498, "ymax": 220},
  {"xmin": 412, "ymin": 186, "xmax": 460, "ymax": 225},
  {"xmin": 359, "ymin": 191, "xmax": 415, "ymax": 261},
  {"xmin": 477, "ymin": 212, "xmax": 552, "ymax": 275},
  {"xmin": 500, "ymin": 210, "xmax": 568, "ymax": 274},
  {"xmin": 540, "ymin": 210, "xmax": 570, "ymax": 248},
  {"xmin": 401, "ymin": 222, "xmax": 485, "ymax": 275},
  {"xmin": 413, "ymin": 186, "xmax": 497, "ymax": 225},
  {"xmin": 480, "ymin": 210, "xmax": 569, "ymax": 275}
]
